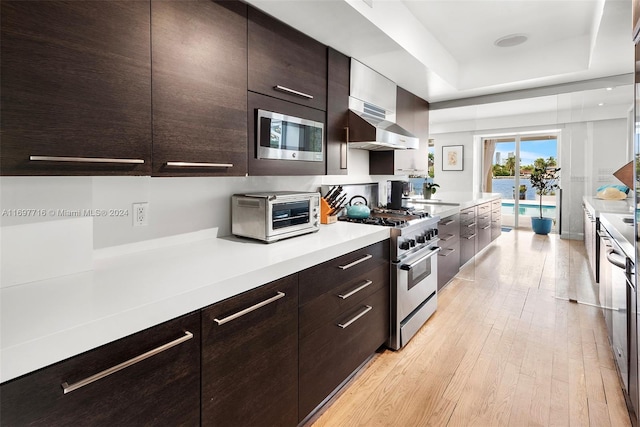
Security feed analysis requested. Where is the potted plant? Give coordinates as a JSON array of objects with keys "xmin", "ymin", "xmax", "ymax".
[
  {"xmin": 422, "ymin": 181, "xmax": 440, "ymax": 199},
  {"xmin": 529, "ymin": 166, "xmax": 560, "ymax": 235},
  {"xmin": 519, "ymin": 184, "xmax": 527, "ymax": 200}
]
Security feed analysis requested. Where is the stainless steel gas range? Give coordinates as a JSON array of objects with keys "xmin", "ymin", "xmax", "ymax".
[{"xmin": 339, "ymin": 208, "xmax": 441, "ymax": 350}]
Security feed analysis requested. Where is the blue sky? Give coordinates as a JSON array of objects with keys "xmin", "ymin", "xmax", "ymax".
[{"xmin": 494, "ymin": 139, "xmax": 557, "ymax": 166}]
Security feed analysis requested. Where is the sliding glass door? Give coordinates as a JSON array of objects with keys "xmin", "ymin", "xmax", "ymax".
[{"xmin": 484, "ymin": 133, "xmax": 559, "ymax": 230}]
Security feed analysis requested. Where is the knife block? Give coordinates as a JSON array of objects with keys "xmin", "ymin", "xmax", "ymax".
[{"xmin": 320, "ymin": 198, "xmax": 337, "ymax": 224}]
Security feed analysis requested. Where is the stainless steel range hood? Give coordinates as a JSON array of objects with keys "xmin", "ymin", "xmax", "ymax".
[{"xmin": 348, "ymin": 59, "xmax": 418, "ymax": 151}]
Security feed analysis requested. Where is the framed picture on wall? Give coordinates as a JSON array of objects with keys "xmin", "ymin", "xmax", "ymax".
[{"xmin": 442, "ymin": 145, "xmax": 464, "ymax": 171}]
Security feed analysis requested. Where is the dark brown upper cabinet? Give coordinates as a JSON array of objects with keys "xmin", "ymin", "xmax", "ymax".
[
  {"xmin": 370, "ymin": 86, "xmax": 429, "ymax": 175},
  {"xmin": 248, "ymin": 7, "xmax": 327, "ymax": 111},
  {"xmin": 151, "ymin": 0, "xmax": 248, "ymax": 177},
  {"xmin": 326, "ymin": 48, "xmax": 350, "ymax": 175},
  {"xmin": 0, "ymin": 1, "xmax": 152, "ymax": 176}
]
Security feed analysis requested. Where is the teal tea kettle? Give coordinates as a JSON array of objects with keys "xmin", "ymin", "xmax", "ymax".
[{"xmin": 346, "ymin": 196, "xmax": 370, "ymax": 219}]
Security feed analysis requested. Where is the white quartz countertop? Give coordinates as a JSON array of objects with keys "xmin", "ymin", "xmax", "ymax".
[
  {"xmin": 600, "ymin": 213, "xmax": 635, "ymax": 260},
  {"xmin": 582, "ymin": 196, "xmax": 633, "ymax": 217},
  {"xmin": 1, "ymin": 223, "xmax": 389, "ymax": 383}
]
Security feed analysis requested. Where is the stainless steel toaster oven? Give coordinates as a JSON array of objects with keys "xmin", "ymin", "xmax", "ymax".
[{"xmin": 231, "ymin": 192, "xmax": 320, "ymax": 242}]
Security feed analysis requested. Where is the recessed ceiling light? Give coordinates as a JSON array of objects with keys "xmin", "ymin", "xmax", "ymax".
[
  {"xmin": 606, "ymin": 87, "xmax": 614, "ymax": 91},
  {"xmin": 598, "ymin": 102, "xmax": 605, "ymax": 106},
  {"xmin": 494, "ymin": 34, "xmax": 529, "ymax": 48}
]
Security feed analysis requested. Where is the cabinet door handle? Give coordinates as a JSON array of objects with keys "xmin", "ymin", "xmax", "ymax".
[
  {"xmin": 214, "ymin": 292, "xmax": 285, "ymax": 326},
  {"xmin": 30, "ymin": 155, "xmax": 144, "ymax": 164},
  {"xmin": 337, "ymin": 305, "xmax": 372, "ymax": 329},
  {"xmin": 466, "ymin": 223, "xmax": 476, "ymax": 228},
  {"xmin": 165, "ymin": 161, "xmax": 233, "ymax": 168},
  {"xmin": 439, "ymin": 219, "xmax": 455, "ymax": 226},
  {"xmin": 439, "ymin": 248, "xmax": 456, "ymax": 257},
  {"xmin": 465, "ymin": 233, "xmax": 477, "ymax": 240},
  {"xmin": 61, "ymin": 331, "xmax": 193, "ymax": 394},
  {"xmin": 440, "ymin": 234, "xmax": 455, "ymax": 241},
  {"xmin": 338, "ymin": 254, "xmax": 372, "ymax": 270},
  {"xmin": 338, "ymin": 280, "xmax": 373, "ymax": 299},
  {"xmin": 273, "ymin": 85, "xmax": 314, "ymax": 99},
  {"xmin": 481, "ymin": 225, "xmax": 491, "ymax": 230}
]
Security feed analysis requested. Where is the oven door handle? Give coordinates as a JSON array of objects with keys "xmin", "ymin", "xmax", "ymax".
[{"xmin": 400, "ymin": 247, "xmax": 441, "ymax": 271}]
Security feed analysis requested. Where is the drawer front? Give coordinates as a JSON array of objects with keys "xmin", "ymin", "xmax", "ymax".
[
  {"xmin": 299, "ymin": 286, "xmax": 389, "ymax": 420},
  {"xmin": 460, "ymin": 218, "xmax": 477, "ymax": 239},
  {"xmin": 201, "ymin": 274, "xmax": 298, "ymax": 427},
  {"xmin": 1, "ymin": 312, "xmax": 201, "ymax": 426},
  {"xmin": 299, "ymin": 240, "xmax": 389, "ymax": 305},
  {"xmin": 460, "ymin": 232, "xmax": 477, "ymax": 265},
  {"xmin": 438, "ymin": 240, "xmax": 460, "ymax": 290},
  {"xmin": 299, "ymin": 262, "xmax": 389, "ymax": 340},
  {"xmin": 477, "ymin": 202, "xmax": 492, "ymax": 215},
  {"xmin": 438, "ymin": 214, "xmax": 459, "ymax": 241},
  {"xmin": 477, "ymin": 211, "xmax": 491, "ymax": 228},
  {"xmin": 478, "ymin": 224, "xmax": 491, "ymax": 251},
  {"xmin": 491, "ymin": 214, "xmax": 502, "ymax": 240},
  {"xmin": 460, "ymin": 206, "xmax": 476, "ymax": 226},
  {"xmin": 492, "ymin": 199, "xmax": 501, "ymax": 211}
]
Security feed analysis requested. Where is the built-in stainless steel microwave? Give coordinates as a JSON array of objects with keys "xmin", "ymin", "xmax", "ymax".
[
  {"xmin": 256, "ymin": 109, "xmax": 324, "ymax": 162},
  {"xmin": 232, "ymin": 191, "xmax": 320, "ymax": 243}
]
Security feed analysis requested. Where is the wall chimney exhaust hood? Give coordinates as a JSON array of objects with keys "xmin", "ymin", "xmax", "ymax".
[{"xmin": 348, "ymin": 59, "xmax": 419, "ymax": 151}]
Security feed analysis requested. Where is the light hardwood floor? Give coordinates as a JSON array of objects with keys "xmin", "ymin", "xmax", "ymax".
[{"xmin": 310, "ymin": 229, "xmax": 632, "ymax": 427}]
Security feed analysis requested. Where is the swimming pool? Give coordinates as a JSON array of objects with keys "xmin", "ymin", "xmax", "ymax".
[{"xmin": 501, "ymin": 202, "xmax": 556, "ymax": 217}]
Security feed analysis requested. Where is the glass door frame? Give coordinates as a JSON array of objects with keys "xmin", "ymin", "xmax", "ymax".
[{"xmin": 481, "ymin": 130, "xmax": 560, "ymax": 230}]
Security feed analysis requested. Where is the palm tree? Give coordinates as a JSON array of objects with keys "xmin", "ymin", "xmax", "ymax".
[
  {"xmin": 546, "ymin": 156, "xmax": 557, "ymax": 167},
  {"xmin": 504, "ymin": 156, "xmax": 516, "ymax": 176}
]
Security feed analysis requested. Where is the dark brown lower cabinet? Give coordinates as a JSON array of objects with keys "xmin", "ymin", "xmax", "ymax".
[
  {"xmin": 0, "ymin": 312, "xmax": 201, "ymax": 426},
  {"xmin": 437, "ymin": 214, "xmax": 460, "ymax": 290},
  {"xmin": 299, "ymin": 287, "xmax": 389, "ymax": 421},
  {"xmin": 201, "ymin": 274, "xmax": 298, "ymax": 427}
]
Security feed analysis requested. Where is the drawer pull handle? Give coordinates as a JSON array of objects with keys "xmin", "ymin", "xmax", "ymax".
[
  {"xmin": 338, "ymin": 254, "xmax": 372, "ymax": 270},
  {"xmin": 439, "ymin": 219, "xmax": 455, "ymax": 226},
  {"xmin": 165, "ymin": 161, "xmax": 233, "ymax": 168},
  {"xmin": 338, "ymin": 280, "xmax": 373, "ymax": 299},
  {"xmin": 465, "ymin": 233, "xmax": 477, "ymax": 240},
  {"xmin": 466, "ymin": 223, "xmax": 476, "ymax": 228},
  {"xmin": 338, "ymin": 305, "xmax": 372, "ymax": 329},
  {"xmin": 439, "ymin": 248, "xmax": 456, "ymax": 257},
  {"xmin": 30, "ymin": 155, "xmax": 144, "ymax": 164},
  {"xmin": 481, "ymin": 225, "xmax": 491, "ymax": 230},
  {"xmin": 214, "ymin": 292, "xmax": 285, "ymax": 325},
  {"xmin": 274, "ymin": 85, "xmax": 314, "ymax": 99},
  {"xmin": 61, "ymin": 331, "xmax": 193, "ymax": 394},
  {"xmin": 440, "ymin": 234, "xmax": 455, "ymax": 241}
]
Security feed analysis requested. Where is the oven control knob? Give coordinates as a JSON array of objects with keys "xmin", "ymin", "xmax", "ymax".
[
  {"xmin": 408, "ymin": 239, "xmax": 416, "ymax": 247},
  {"xmin": 416, "ymin": 235, "xmax": 426, "ymax": 244},
  {"xmin": 399, "ymin": 241, "xmax": 410, "ymax": 250}
]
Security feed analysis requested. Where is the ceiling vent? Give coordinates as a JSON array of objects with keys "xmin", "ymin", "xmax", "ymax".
[{"xmin": 494, "ymin": 34, "xmax": 529, "ymax": 48}]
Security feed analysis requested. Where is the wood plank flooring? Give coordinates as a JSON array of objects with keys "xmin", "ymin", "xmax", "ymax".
[{"xmin": 310, "ymin": 229, "xmax": 632, "ymax": 427}]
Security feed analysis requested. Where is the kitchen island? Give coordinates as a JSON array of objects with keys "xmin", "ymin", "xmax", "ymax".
[{"xmin": 406, "ymin": 192, "xmax": 502, "ymax": 289}]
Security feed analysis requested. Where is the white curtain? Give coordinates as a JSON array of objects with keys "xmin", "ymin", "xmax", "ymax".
[{"xmin": 483, "ymin": 139, "xmax": 496, "ymax": 192}]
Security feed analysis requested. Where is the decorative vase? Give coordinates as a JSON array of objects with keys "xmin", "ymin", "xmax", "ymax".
[{"xmin": 531, "ymin": 217, "xmax": 553, "ymax": 235}]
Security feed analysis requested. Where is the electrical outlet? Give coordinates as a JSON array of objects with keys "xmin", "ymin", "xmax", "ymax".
[{"xmin": 133, "ymin": 202, "xmax": 149, "ymax": 227}]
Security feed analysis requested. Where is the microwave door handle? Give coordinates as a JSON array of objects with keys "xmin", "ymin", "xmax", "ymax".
[{"xmin": 259, "ymin": 116, "xmax": 273, "ymax": 148}]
